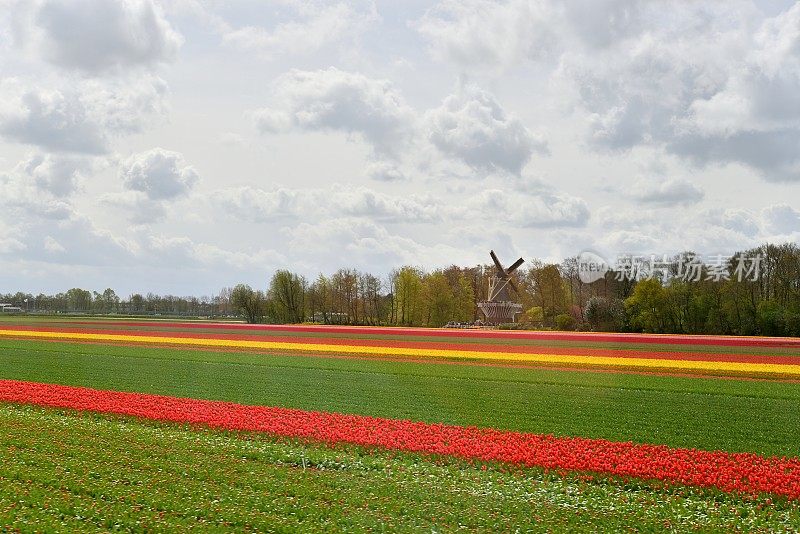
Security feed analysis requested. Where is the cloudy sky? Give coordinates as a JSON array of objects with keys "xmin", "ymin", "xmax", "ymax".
[{"xmin": 1, "ymin": 0, "xmax": 800, "ymax": 296}]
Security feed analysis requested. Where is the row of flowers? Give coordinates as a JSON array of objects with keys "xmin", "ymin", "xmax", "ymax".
[
  {"xmin": 70, "ymin": 320, "xmax": 800, "ymax": 348},
  {"xmin": 3, "ymin": 327, "xmax": 799, "ymax": 378},
  {"xmin": 6, "ymin": 325, "xmax": 799, "ymax": 365},
  {"xmin": 2, "ymin": 379, "xmax": 799, "ymax": 499}
]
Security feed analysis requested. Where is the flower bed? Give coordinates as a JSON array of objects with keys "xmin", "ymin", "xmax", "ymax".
[{"xmin": 1, "ymin": 379, "xmax": 798, "ymax": 499}]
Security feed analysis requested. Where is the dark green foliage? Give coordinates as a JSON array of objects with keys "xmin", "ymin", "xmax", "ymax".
[
  {"xmin": 584, "ymin": 297, "xmax": 625, "ymax": 331},
  {"xmin": 554, "ymin": 313, "xmax": 575, "ymax": 331},
  {"xmin": 759, "ymin": 300, "xmax": 788, "ymax": 337}
]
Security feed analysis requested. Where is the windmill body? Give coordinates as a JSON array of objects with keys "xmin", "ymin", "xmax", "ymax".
[{"xmin": 478, "ymin": 251, "xmax": 524, "ymax": 324}]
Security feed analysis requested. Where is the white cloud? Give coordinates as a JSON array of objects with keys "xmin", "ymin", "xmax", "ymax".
[
  {"xmin": 0, "ymin": 207, "xmax": 136, "ymax": 267},
  {"xmin": 330, "ymin": 187, "xmax": 442, "ymax": 223},
  {"xmin": 464, "ymin": 188, "xmax": 589, "ymax": 228},
  {"xmin": 364, "ymin": 160, "xmax": 406, "ymax": 182},
  {"xmin": 217, "ymin": 132, "xmax": 250, "ymax": 148},
  {"xmin": 43, "ymin": 235, "xmax": 65, "ymax": 253},
  {"xmin": 221, "ymin": 2, "xmax": 376, "ymax": 59},
  {"xmin": 414, "ymin": 0, "xmax": 648, "ymax": 72},
  {"xmin": 100, "ymin": 148, "xmax": 199, "ymax": 225},
  {"xmin": 0, "ymin": 76, "xmax": 168, "ymax": 154},
  {"xmin": 120, "ymin": 148, "xmax": 198, "ymax": 200},
  {"xmin": 12, "ymin": 0, "xmax": 182, "ymax": 74},
  {"xmin": 0, "ymin": 238, "xmax": 26, "ymax": 255},
  {"xmin": 285, "ymin": 217, "xmax": 463, "ymax": 273},
  {"xmin": 414, "ymin": 0, "xmax": 559, "ymax": 72},
  {"xmin": 54, "ymin": 214, "xmax": 132, "ymax": 265},
  {"xmin": 565, "ymin": 2, "xmax": 800, "ymax": 182},
  {"xmin": 762, "ymin": 204, "xmax": 800, "ymax": 235},
  {"xmin": 589, "ymin": 201, "xmax": 800, "ymax": 257},
  {"xmin": 561, "ymin": 0, "xmax": 646, "ymax": 49},
  {"xmin": 16, "ymin": 152, "xmax": 97, "ymax": 197},
  {"xmin": 0, "ymin": 157, "xmax": 77, "ymax": 220},
  {"xmin": 425, "ymin": 85, "xmax": 547, "ymax": 174},
  {"xmin": 0, "ymin": 218, "xmax": 26, "ymax": 255},
  {"xmin": 630, "ymin": 178, "xmax": 704, "ymax": 206},
  {"xmin": 0, "ymin": 152, "xmax": 96, "ymax": 205},
  {"xmin": 209, "ymin": 181, "xmax": 589, "ymax": 230},
  {"xmin": 142, "ymin": 234, "xmax": 286, "ymax": 271},
  {"xmin": 719, "ymin": 209, "xmax": 761, "ymax": 237},
  {"xmin": 254, "ymin": 71, "xmax": 548, "ymax": 181},
  {"xmin": 599, "ymin": 230, "xmax": 661, "ymax": 254},
  {"xmin": 417, "ymin": 1, "xmax": 800, "ymax": 182},
  {"xmin": 209, "ymin": 185, "xmax": 442, "ymax": 224},
  {"xmin": 99, "ymin": 191, "xmax": 168, "ymax": 225},
  {"xmin": 253, "ymin": 68, "xmax": 415, "ymax": 158},
  {"xmin": 209, "ymin": 186, "xmax": 301, "ymax": 223},
  {"xmin": 0, "ymin": 79, "xmax": 107, "ymax": 154}
]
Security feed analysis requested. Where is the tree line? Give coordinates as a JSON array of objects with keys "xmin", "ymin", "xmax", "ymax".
[
  {"xmin": 3, "ymin": 243, "xmax": 799, "ymax": 336},
  {"xmin": 0, "ymin": 288, "xmax": 238, "ymax": 317}
]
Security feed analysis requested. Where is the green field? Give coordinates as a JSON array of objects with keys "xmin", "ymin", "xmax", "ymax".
[
  {"xmin": 2, "ymin": 318, "xmax": 800, "ymax": 531},
  {"xmin": 1, "ymin": 339, "xmax": 800, "ymax": 457},
  {"xmin": 2, "ymin": 404, "xmax": 799, "ymax": 532}
]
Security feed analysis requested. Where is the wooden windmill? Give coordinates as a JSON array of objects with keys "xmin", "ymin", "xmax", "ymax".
[{"xmin": 478, "ymin": 250, "xmax": 525, "ymax": 324}]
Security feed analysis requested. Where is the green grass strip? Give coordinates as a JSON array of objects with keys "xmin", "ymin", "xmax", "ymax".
[{"xmin": 1, "ymin": 339, "xmax": 800, "ymax": 457}]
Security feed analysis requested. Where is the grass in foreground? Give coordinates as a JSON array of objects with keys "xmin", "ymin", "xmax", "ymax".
[
  {"xmin": 1, "ymin": 403, "xmax": 799, "ymax": 532},
  {"xmin": 2, "ymin": 339, "xmax": 800, "ymax": 457}
]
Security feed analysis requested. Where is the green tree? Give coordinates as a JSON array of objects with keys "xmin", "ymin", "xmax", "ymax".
[
  {"xmin": 757, "ymin": 300, "xmax": 786, "ymax": 336},
  {"xmin": 392, "ymin": 267, "xmax": 424, "ymax": 326},
  {"xmin": 584, "ymin": 297, "xmax": 625, "ymax": 331},
  {"xmin": 625, "ymin": 278, "xmax": 671, "ymax": 333},
  {"xmin": 306, "ymin": 274, "xmax": 330, "ymax": 323},
  {"xmin": 453, "ymin": 274, "xmax": 475, "ymax": 322},
  {"xmin": 555, "ymin": 313, "xmax": 575, "ymax": 331},
  {"xmin": 526, "ymin": 263, "xmax": 568, "ymax": 325},
  {"xmin": 97, "ymin": 288, "xmax": 119, "ymax": 313},
  {"xmin": 422, "ymin": 271, "xmax": 454, "ymax": 327},
  {"xmin": 359, "ymin": 272, "xmax": 384, "ymax": 325},
  {"xmin": 267, "ymin": 270, "xmax": 306, "ymax": 324},
  {"xmin": 129, "ymin": 294, "xmax": 145, "ymax": 313},
  {"xmin": 525, "ymin": 306, "xmax": 544, "ymax": 325},
  {"xmin": 330, "ymin": 269, "xmax": 359, "ymax": 324},
  {"xmin": 65, "ymin": 288, "xmax": 92, "ymax": 313},
  {"xmin": 231, "ymin": 284, "xmax": 266, "ymax": 324}
]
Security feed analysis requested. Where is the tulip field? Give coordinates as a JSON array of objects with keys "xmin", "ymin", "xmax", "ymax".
[{"xmin": 2, "ymin": 317, "xmax": 800, "ymax": 530}]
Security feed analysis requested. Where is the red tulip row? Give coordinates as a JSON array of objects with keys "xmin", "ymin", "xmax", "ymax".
[{"xmin": 2, "ymin": 378, "xmax": 799, "ymax": 499}]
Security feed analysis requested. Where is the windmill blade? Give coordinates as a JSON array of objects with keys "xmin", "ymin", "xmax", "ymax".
[
  {"xmin": 490, "ymin": 278, "xmax": 511, "ymax": 300},
  {"xmin": 507, "ymin": 257, "xmax": 525, "ymax": 274},
  {"xmin": 489, "ymin": 250, "xmax": 506, "ymax": 275},
  {"xmin": 507, "ymin": 278, "xmax": 520, "ymax": 294}
]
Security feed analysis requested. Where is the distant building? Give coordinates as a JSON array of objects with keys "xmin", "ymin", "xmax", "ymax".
[{"xmin": 478, "ymin": 251, "xmax": 524, "ymax": 324}]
